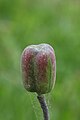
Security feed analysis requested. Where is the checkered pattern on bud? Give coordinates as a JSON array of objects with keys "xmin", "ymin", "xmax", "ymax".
[{"xmin": 21, "ymin": 44, "xmax": 56, "ymax": 95}]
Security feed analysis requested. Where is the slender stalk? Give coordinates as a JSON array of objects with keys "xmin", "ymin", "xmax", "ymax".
[{"xmin": 37, "ymin": 95, "xmax": 49, "ymax": 120}]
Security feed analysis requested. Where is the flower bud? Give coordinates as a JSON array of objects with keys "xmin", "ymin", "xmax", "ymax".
[{"xmin": 21, "ymin": 44, "xmax": 56, "ymax": 95}]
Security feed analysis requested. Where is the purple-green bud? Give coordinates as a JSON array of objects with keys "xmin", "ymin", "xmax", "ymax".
[{"xmin": 21, "ymin": 44, "xmax": 56, "ymax": 95}]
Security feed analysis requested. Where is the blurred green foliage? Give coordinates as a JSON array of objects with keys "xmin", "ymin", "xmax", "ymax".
[{"xmin": 0, "ymin": 0, "xmax": 80, "ymax": 120}]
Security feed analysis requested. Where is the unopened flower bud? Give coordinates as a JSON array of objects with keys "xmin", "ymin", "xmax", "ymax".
[{"xmin": 21, "ymin": 44, "xmax": 56, "ymax": 95}]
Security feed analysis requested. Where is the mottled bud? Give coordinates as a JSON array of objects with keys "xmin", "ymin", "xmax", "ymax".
[{"xmin": 21, "ymin": 44, "xmax": 56, "ymax": 95}]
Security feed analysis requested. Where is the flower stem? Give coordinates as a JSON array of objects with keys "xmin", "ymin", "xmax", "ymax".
[{"xmin": 37, "ymin": 95, "xmax": 49, "ymax": 120}]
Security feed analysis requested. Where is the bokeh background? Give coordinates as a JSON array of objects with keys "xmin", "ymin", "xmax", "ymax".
[{"xmin": 0, "ymin": 0, "xmax": 80, "ymax": 120}]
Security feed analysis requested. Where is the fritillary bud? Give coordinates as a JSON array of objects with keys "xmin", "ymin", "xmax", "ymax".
[{"xmin": 21, "ymin": 44, "xmax": 56, "ymax": 95}]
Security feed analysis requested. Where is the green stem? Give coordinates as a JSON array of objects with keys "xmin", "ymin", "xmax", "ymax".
[{"xmin": 37, "ymin": 95, "xmax": 49, "ymax": 120}]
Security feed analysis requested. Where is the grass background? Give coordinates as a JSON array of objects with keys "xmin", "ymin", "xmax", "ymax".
[{"xmin": 0, "ymin": 0, "xmax": 80, "ymax": 120}]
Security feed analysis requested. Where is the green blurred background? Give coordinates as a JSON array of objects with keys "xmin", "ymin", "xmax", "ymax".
[{"xmin": 0, "ymin": 0, "xmax": 80, "ymax": 120}]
